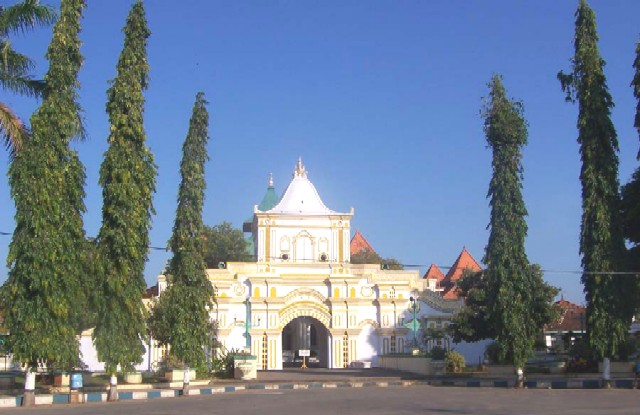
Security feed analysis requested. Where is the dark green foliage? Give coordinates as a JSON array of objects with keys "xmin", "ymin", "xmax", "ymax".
[
  {"xmin": 632, "ymin": 39, "xmax": 640, "ymax": 160},
  {"xmin": 148, "ymin": 92, "xmax": 213, "ymax": 371},
  {"xmin": 350, "ymin": 249, "xmax": 382, "ymax": 265},
  {"xmin": 93, "ymin": 1, "xmax": 156, "ymax": 375},
  {"xmin": 451, "ymin": 270, "xmax": 493, "ymax": 343},
  {"xmin": 620, "ymin": 38, "xmax": 640, "ymax": 278},
  {"xmin": 202, "ymin": 222, "xmax": 248, "ymax": 268},
  {"xmin": 350, "ymin": 250, "xmax": 403, "ymax": 270},
  {"xmin": 429, "ymin": 346, "xmax": 446, "ymax": 360},
  {"xmin": 461, "ymin": 75, "xmax": 557, "ymax": 369},
  {"xmin": 558, "ymin": 0, "xmax": 633, "ymax": 359},
  {"xmin": 620, "ymin": 169, "xmax": 640, "ymax": 273},
  {"xmin": 0, "ymin": 0, "xmax": 56, "ymax": 156},
  {"xmin": 75, "ymin": 237, "xmax": 99, "ymax": 332},
  {"xmin": 382, "ymin": 257, "xmax": 404, "ymax": 270},
  {"xmin": 0, "ymin": 0, "xmax": 86, "ymax": 369}
]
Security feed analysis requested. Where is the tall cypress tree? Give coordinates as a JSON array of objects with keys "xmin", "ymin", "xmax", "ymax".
[
  {"xmin": 93, "ymin": 0, "xmax": 155, "ymax": 398},
  {"xmin": 149, "ymin": 92, "xmax": 213, "ymax": 374},
  {"xmin": 558, "ymin": 0, "xmax": 632, "ymax": 371},
  {"xmin": 0, "ymin": 0, "xmax": 86, "ymax": 403},
  {"xmin": 620, "ymin": 39, "xmax": 640, "ymax": 290},
  {"xmin": 633, "ymin": 39, "xmax": 640, "ymax": 160},
  {"xmin": 481, "ymin": 75, "xmax": 556, "ymax": 379}
]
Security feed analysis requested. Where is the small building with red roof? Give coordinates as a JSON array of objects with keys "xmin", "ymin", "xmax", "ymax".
[
  {"xmin": 350, "ymin": 230, "xmax": 376, "ymax": 256},
  {"xmin": 544, "ymin": 299, "xmax": 586, "ymax": 349},
  {"xmin": 422, "ymin": 247, "xmax": 482, "ymax": 300}
]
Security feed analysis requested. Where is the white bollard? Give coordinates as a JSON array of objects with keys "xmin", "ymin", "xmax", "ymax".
[{"xmin": 182, "ymin": 367, "xmax": 190, "ymax": 396}]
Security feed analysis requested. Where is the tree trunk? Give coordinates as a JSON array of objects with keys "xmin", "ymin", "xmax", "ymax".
[
  {"xmin": 602, "ymin": 357, "xmax": 611, "ymax": 389},
  {"xmin": 515, "ymin": 367, "xmax": 524, "ymax": 388},
  {"xmin": 182, "ymin": 366, "xmax": 190, "ymax": 396},
  {"xmin": 22, "ymin": 369, "xmax": 36, "ymax": 406},
  {"xmin": 107, "ymin": 374, "xmax": 118, "ymax": 401}
]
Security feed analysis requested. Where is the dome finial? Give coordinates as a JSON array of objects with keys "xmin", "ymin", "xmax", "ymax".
[
  {"xmin": 295, "ymin": 157, "xmax": 306, "ymax": 177},
  {"xmin": 268, "ymin": 172, "xmax": 274, "ymax": 188}
]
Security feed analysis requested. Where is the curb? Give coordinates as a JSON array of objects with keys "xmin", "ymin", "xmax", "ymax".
[
  {"xmin": 0, "ymin": 379, "xmax": 421, "ymax": 408},
  {"xmin": 427, "ymin": 378, "xmax": 637, "ymax": 389}
]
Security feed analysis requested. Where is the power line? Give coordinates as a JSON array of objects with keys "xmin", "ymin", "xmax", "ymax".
[{"xmin": 1, "ymin": 230, "xmax": 639, "ymax": 275}]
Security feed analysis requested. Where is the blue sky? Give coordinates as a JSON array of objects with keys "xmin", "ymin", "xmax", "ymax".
[{"xmin": 1, "ymin": 1, "xmax": 639, "ymax": 305}]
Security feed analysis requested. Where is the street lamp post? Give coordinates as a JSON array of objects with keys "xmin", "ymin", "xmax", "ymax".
[
  {"xmin": 409, "ymin": 296, "xmax": 418, "ymax": 348},
  {"xmin": 245, "ymin": 297, "xmax": 251, "ymax": 349}
]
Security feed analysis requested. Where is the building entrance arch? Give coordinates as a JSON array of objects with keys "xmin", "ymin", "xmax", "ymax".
[{"xmin": 281, "ymin": 316, "xmax": 329, "ymax": 368}]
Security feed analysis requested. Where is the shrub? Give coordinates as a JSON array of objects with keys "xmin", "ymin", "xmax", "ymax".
[
  {"xmin": 429, "ymin": 346, "xmax": 447, "ymax": 360},
  {"xmin": 445, "ymin": 350, "xmax": 466, "ymax": 373},
  {"xmin": 565, "ymin": 357, "xmax": 597, "ymax": 373}
]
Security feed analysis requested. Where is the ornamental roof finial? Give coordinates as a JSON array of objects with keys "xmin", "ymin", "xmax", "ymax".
[
  {"xmin": 268, "ymin": 172, "xmax": 274, "ymax": 188},
  {"xmin": 295, "ymin": 157, "xmax": 306, "ymax": 177}
]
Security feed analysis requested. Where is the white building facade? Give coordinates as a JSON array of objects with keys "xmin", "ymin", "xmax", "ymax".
[{"xmin": 152, "ymin": 159, "xmax": 475, "ymax": 370}]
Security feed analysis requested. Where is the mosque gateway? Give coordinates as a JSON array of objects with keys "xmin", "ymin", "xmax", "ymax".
[{"xmin": 153, "ymin": 158, "xmax": 470, "ymax": 370}]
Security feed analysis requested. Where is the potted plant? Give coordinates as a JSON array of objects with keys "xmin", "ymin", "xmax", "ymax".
[{"xmin": 160, "ymin": 354, "xmax": 196, "ymax": 382}]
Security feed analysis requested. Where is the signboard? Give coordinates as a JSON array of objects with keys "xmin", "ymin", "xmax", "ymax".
[
  {"xmin": 298, "ymin": 349, "xmax": 310, "ymax": 357},
  {"xmin": 70, "ymin": 373, "xmax": 83, "ymax": 390}
]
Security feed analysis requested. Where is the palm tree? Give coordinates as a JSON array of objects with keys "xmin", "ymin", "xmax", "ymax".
[{"xmin": 0, "ymin": 0, "xmax": 56, "ymax": 157}]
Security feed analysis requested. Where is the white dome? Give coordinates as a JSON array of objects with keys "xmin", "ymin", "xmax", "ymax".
[{"xmin": 262, "ymin": 158, "xmax": 339, "ymax": 215}]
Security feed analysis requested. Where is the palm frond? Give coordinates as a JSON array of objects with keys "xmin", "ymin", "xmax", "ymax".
[
  {"xmin": 0, "ymin": 100, "xmax": 29, "ymax": 157},
  {"xmin": 0, "ymin": 0, "xmax": 57, "ymax": 37},
  {"xmin": 1, "ymin": 39, "xmax": 36, "ymax": 75},
  {"xmin": 0, "ymin": 73, "xmax": 45, "ymax": 97}
]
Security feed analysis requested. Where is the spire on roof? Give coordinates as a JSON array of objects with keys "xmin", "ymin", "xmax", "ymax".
[
  {"xmin": 295, "ymin": 157, "xmax": 307, "ymax": 177},
  {"xmin": 257, "ymin": 174, "xmax": 280, "ymax": 212}
]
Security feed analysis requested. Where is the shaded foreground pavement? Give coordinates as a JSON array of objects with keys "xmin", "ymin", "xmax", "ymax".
[
  {"xmin": 7, "ymin": 384, "xmax": 640, "ymax": 415},
  {"xmin": 2, "ymin": 368, "xmax": 639, "ymax": 412}
]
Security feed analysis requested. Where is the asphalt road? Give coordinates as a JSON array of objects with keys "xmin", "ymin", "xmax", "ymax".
[{"xmin": 7, "ymin": 385, "xmax": 640, "ymax": 415}]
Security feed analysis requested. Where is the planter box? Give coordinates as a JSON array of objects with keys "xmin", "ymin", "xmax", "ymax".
[
  {"xmin": 486, "ymin": 365, "xmax": 516, "ymax": 376},
  {"xmin": 0, "ymin": 374, "xmax": 16, "ymax": 388},
  {"xmin": 350, "ymin": 361, "xmax": 371, "ymax": 369},
  {"xmin": 378, "ymin": 355, "xmax": 440, "ymax": 376},
  {"xmin": 233, "ymin": 355, "xmax": 258, "ymax": 380},
  {"xmin": 163, "ymin": 369, "xmax": 197, "ymax": 382},
  {"xmin": 124, "ymin": 372, "xmax": 143, "ymax": 384},
  {"xmin": 598, "ymin": 361, "xmax": 634, "ymax": 374}
]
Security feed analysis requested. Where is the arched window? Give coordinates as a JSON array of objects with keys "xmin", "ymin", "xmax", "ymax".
[{"xmin": 294, "ymin": 231, "xmax": 314, "ymax": 262}]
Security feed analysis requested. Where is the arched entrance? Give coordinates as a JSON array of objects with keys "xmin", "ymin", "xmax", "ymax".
[{"xmin": 281, "ymin": 316, "xmax": 329, "ymax": 368}]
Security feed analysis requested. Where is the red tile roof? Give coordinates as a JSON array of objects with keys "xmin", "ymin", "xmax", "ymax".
[
  {"xmin": 441, "ymin": 287, "xmax": 460, "ymax": 300},
  {"xmin": 445, "ymin": 247, "xmax": 482, "ymax": 282},
  {"xmin": 350, "ymin": 230, "xmax": 376, "ymax": 255},
  {"xmin": 423, "ymin": 264, "xmax": 445, "ymax": 281},
  {"xmin": 436, "ymin": 247, "xmax": 483, "ymax": 300},
  {"xmin": 546, "ymin": 299, "xmax": 586, "ymax": 333},
  {"xmin": 143, "ymin": 284, "xmax": 159, "ymax": 299}
]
